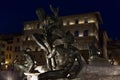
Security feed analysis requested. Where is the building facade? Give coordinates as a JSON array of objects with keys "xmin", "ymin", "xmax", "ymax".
[
  {"xmin": 0, "ymin": 38, "xmax": 6, "ymax": 70},
  {"xmin": 0, "ymin": 34, "xmax": 23, "ymax": 70},
  {"xmin": 61, "ymin": 12, "xmax": 103, "ymax": 63},
  {"xmin": 22, "ymin": 12, "xmax": 105, "ymax": 64},
  {"xmin": 107, "ymin": 40, "xmax": 120, "ymax": 65},
  {"xmin": 23, "ymin": 20, "xmax": 47, "ymax": 66}
]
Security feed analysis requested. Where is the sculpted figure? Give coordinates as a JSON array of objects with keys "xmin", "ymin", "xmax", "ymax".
[
  {"xmin": 14, "ymin": 5, "xmax": 83, "ymax": 80},
  {"xmin": 32, "ymin": 5, "xmax": 83, "ymax": 79},
  {"xmin": 13, "ymin": 50, "xmax": 34, "ymax": 75}
]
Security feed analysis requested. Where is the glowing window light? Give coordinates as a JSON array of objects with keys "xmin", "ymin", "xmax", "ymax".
[
  {"xmin": 70, "ymin": 22, "xmax": 74, "ymax": 25},
  {"xmin": 5, "ymin": 61, "xmax": 8, "ymax": 64},
  {"xmin": 88, "ymin": 19, "xmax": 95, "ymax": 23},
  {"xmin": 63, "ymin": 22, "xmax": 66, "ymax": 26},
  {"xmin": 90, "ymin": 33, "xmax": 94, "ymax": 36},
  {"xmin": 79, "ymin": 34, "xmax": 83, "ymax": 37},
  {"xmin": 27, "ymin": 27, "xmax": 32, "ymax": 30},
  {"xmin": 5, "ymin": 60, "xmax": 9, "ymax": 65},
  {"xmin": 79, "ymin": 21, "xmax": 84, "ymax": 24},
  {"xmin": 25, "ymin": 24, "xmax": 32, "ymax": 30},
  {"xmin": 28, "ymin": 37, "xmax": 31, "ymax": 41}
]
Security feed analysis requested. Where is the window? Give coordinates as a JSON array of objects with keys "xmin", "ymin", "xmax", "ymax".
[
  {"xmin": 75, "ymin": 19, "xmax": 79, "ymax": 24},
  {"xmin": 83, "ymin": 30, "xmax": 88, "ymax": 36},
  {"xmin": 84, "ymin": 18, "xmax": 88, "ymax": 23},
  {"xmin": 26, "ymin": 24, "xmax": 31, "ymax": 30},
  {"xmin": 67, "ymin": 20, "xmax": 70, "ymax": 25},
  {"xmin": 74, "ymin": 30, "xmax": 79, "ymax": 37}
]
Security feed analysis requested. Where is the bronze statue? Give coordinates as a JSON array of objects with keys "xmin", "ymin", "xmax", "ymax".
[
  {"xmin": 32, "ymin": 5, "xmax": 83, "ymax": 79},
  {"xmin": 13, "ymin": 50, "xmax": 34, "ymax": 73},
  {"xmin": 14, "ymin": 5, "xmax": 83, "ymax": 80}
]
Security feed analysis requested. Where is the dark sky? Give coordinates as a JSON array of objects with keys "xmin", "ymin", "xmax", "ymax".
[{"xmin": 0, "ymin": 0, "xmax": 120, "ymax": 39}]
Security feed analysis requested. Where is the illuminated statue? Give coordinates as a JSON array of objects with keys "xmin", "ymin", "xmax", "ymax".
[
  {"xmin": 14, "ymin": 5, "xmax": 83, "ymax": 80},
  {"xmin": 32, "ymin": 5, "xmax": 83, "ymax": 79}
]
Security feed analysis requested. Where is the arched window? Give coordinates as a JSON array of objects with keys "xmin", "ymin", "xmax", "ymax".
[{"xmin": 74, "ymin": 30, "xmax": 79, "ymax": 37}]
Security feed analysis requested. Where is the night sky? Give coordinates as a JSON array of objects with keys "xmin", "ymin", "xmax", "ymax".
[{"xmin": 0, "ymin": 0, "xmax": 120, "ymax": 39}]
